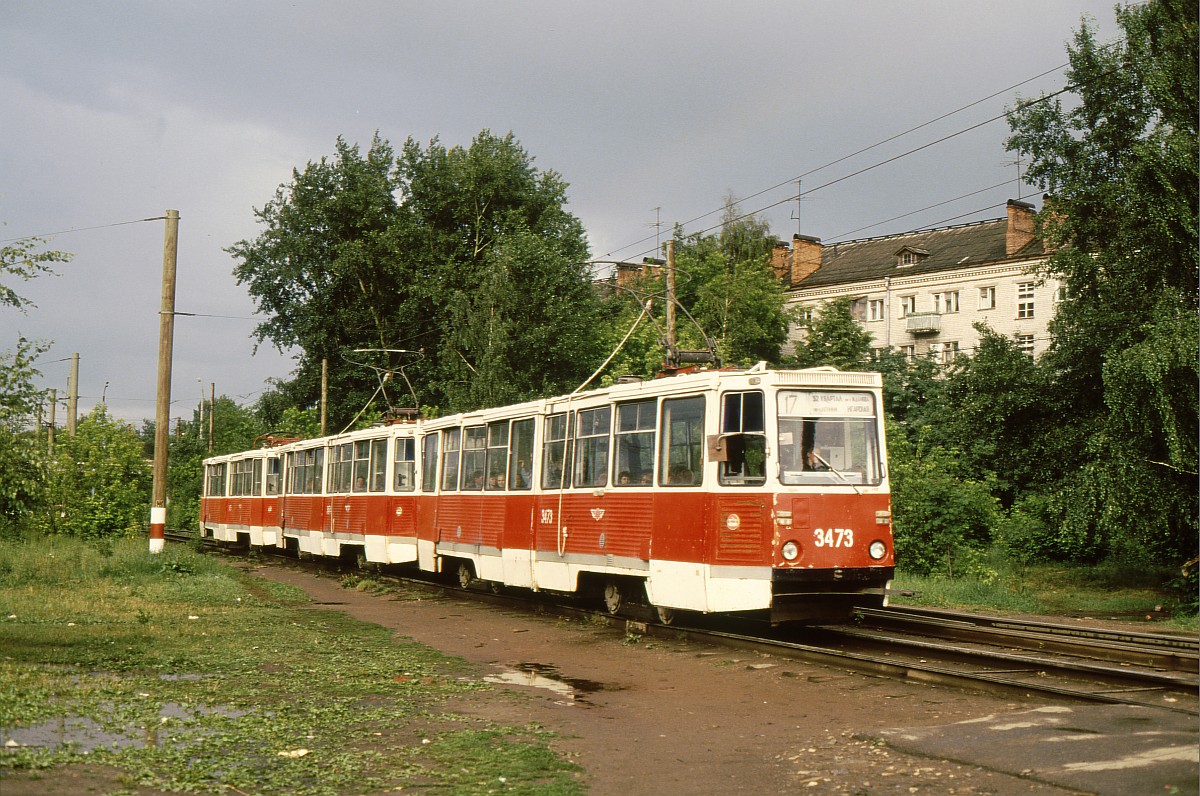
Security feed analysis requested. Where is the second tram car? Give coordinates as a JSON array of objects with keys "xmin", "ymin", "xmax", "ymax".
[{"xmin": 201, "ymin": 364, "xmax": 894, "ymax": 623}]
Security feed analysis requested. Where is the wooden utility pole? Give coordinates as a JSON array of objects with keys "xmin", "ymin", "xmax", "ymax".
[
  {"xmin": 66, "ymin": 353, "xmax": 79, "ymax": 435},
  {"xmin": 320, "ymin": 358, "xmax": 328, "ymax": 436},
  {"xmin": 149, "ymin": 210, "xmax": 179, "ymax": 554}
]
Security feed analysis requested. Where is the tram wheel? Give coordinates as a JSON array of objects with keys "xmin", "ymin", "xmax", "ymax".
[
  {"xmin": 455, "ymin": 561, "xmax": 474, "ymax": 590},
  {"xmin": 602, "ymin": 581, "xmax": 623, "ymax": 615},
  {"xmin": 654, "ymin": 606, "xmax": 676, "ymax": 625}
]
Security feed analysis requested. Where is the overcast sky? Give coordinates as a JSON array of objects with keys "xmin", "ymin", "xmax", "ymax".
[{"xmin": 1, "ymin": 1, "xmax": 1121, "ymax": 427}]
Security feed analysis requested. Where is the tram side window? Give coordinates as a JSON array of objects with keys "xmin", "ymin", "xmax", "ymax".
[
  {"xmin": 252, "ymin": 459, "xmax": 263, "ymax": 496},
  {"xmin": 206, "ymin": 463, "xmax": 227, "ymax": 497},
  {"xmin": 352, "ymin": 441, "xmax": 372, "ymax": 492},
  {"xmin": 660, "ymin": 396, "xmax": 705, "ymax": 486},
  {"xmin": 614, "ymin": 400, "xmax": 655, "ymax": 485},
  {"xmin": 441, "ymin": 428, "xmax": 461, "ymax": 491},
  {"xmin": 265, "ymin": 457, "xmax": 281, "ymax": 495},
  {"xmin": 231, "ymin": 459, "xmax": 254, "ymax": 495},
  {"xmin": 369, "ymin": 438, "xmax": 387, "ymax": 491},
  {"xmin": 329, "ymin": 443, "xmax": 351, "ymax": 493},
  {"xmin": 394, "ymin": 437, "xmax": 416, "ymax": 491},
  {"xmin": 421, "ymin": 434, "xmax": 439, "ymax": 492},
  {"xmin": 508, "ymin": 418, "xmax": 534, "ymax": 490},
  {"xmin": 542, "ymin": 412, "xmax": 573, "ymax": 489},
  {"xmin": 291, "ymin": 448, "xmax": 324, "ymax": 494},
  {"xmin": 485, "ymin": 422, "xmax": 509, "ymax": 491},
  {"xmin": 461, "ymin": 426, "xmax": 487, "ymax": 490},
  {"xmin": 719, "ymin": 391, "xmax": 766, "ymax": 486},
  {"xmin": 574, "ymin": 407, "xmax": 610, "ymax": 488}
]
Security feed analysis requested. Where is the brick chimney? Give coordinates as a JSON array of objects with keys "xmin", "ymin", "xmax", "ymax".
[
  {"xmin": 1006, "ymin": 199, "xmax": 1036, "ymax": 256},
  {"xmin": 770, "ymin": 243, "xmax": 791, "ymax": 282},
  {"xmin": 791, "ymin": 234, "xmax": 822, "ymax": 285}
]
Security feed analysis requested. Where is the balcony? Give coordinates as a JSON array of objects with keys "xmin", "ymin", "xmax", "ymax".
[{"xmin": 905, "ymin": 312, "xmax": 941, "ymax": 335}]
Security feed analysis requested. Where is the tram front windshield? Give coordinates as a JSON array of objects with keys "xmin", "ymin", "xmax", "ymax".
[{"xmin": 777, "ymin": 390, "xmax": 881, "ymax": 485}]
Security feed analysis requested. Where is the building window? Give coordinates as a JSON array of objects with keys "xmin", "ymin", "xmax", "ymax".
[
  {"xmin": 796, "ymin": 306, "xmax": 814, "ymax": 325},
  {"xmin": 868, "ymin": 299, "xmax": 884, "ymax": 321},
  {"xmin": 899, "ymin": 296, "xmax": 917, "ymax": 317},
  {"xmin": 1015, "ymin": 334, "xmax": 1035, "ymax": 358},
  {"xmin": 901, "ymin": 252, "xmax": 914, "ymax": 266},
  {"xmin": 929, "ymin": 341, "xmax": 959, "ymax": 365},
  {"xmin": 1054, "ymin": 284, "xmax": 1068, "ymax": 303},
  {"xmin": 1017, "ymin": 282, "xmax": 1036, "ymax": 319},
  {"xmin": 979, "ymin": 286, "xmax": 996, "ymax": 310},
  {"xmin": 933, "ymin": 291, "xmax": 960, "ymax": 314},
  {"xmin": 850, "ymin": 298, "xmax": 867, "ymax": 321},
  {"xmin": 900, "ymin": 344, "xmax": 915, "ymax": 361}
]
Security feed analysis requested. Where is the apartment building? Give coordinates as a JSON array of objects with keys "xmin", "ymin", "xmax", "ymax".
[{"xmin": 778, "ymin": 200, "xmax": 1059, "ymax": 362}]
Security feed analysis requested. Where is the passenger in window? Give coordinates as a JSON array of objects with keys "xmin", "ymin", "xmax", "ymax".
[
  {"xmin": 514, "ymin": 459, "xmax": 531, "ymax": 489},
  {"xmin": 669, "ymin": 466, "xmax": 693, "ymax": 485},
  {"xmin": 804, "ymin": 447, "xmax": 830, "ymax": 471},
  {"xmin": 639, "ymin": 471, "xmax": 653, "ymax": 485},
  {"xmin": 355, "ymin": 476, "xmax": 367, "ymax": 491},
  {"xmin": 466, "ymin": 471, "xmax": 484, "ymax": 491}
]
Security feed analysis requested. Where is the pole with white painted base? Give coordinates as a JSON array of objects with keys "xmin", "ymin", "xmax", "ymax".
[{"xmin": 149, "ymin": 210, "xmax": 179, "ymax": 554}]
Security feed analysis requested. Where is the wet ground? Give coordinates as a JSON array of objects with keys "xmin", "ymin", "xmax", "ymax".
[{"xmin": 5, "ymin": 562, "xmax": 1197, "ymax": 795}]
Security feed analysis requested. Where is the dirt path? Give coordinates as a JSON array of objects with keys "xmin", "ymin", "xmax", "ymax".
[{"xmin": 252, "ymin": 564, "xmax": 1078, "ymax": 794}]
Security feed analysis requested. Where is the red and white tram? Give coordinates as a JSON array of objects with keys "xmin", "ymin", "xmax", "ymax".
[{"xmin": 201, "ymin": 364, "xmax": 894, "ymax": 622}]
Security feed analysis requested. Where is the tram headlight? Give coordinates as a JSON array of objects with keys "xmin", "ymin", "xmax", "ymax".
[
  {"xmin": 781, "ymin": 540, "xmax": 799, "ymax": 561},
  {"xmin": 868, "ymin": 540, "xmax": 887, "ymax": 560}
]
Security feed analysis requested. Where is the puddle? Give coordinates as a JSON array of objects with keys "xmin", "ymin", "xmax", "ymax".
[
  {"xmin": 2, "ymin": 702, "xmax": 248, "ymax": 752},
  {"xmin": 482, "ymin": 662, "xmax": 616, "ymax": 707}
]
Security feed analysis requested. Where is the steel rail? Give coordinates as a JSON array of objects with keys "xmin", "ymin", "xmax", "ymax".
[{"xmin": 855, "ymin": 606, "xmax": 1199, "ymax": 672}]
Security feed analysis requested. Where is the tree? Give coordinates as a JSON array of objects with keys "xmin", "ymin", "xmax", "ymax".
[
  {"xmin": 0, "ymin": 233, "xmax": 71, "ymax": 534},
  {"xmin": 394, "ymin": 130, "xmax": 600, "ymax": 411},
  {"xmin": 681, "ymin": 204, "xmax": 790, "ymax": 366},
  {"xmin": 1, "ymin": 235, "xmax": 71, "ymax": 312},
  {"xmin": 42, "ymin": 406, "xmax": 152, "ymax": 539},
  {"xmin": 1006, "ymin": 0, "xmax": 1198, "ymax": 564},
  {"xmin": 231, "ymin": 130, "xmax": 601, "ymax": 420},
  {"xmin": 230, "ymin": 134, "xmax": 411, "ymax": 428},
  {"xmin": 0, "ymin": 338, "xmax": 50, "ymax": 535},
  {"xmin": 792, "ymin": 298, "xmax": 874, "ymax": 370}
]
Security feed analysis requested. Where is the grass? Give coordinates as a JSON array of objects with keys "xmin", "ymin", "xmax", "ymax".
[
  {"xmin": 892, "ymin": 549, "xmax": 1199, "ymax": 632},
  {"xmin": 0, "ymin": 534, "xmax": 583, "ymax": 795}
]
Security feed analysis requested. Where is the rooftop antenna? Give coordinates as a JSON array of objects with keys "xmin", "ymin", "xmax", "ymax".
[
  {"xmin": 789, "ymin": 179, "xmax": 807, "ymax": 236},
  {"xmin": 1002, "ymin": 155, "xmax": 1025, "ymax": 199}
]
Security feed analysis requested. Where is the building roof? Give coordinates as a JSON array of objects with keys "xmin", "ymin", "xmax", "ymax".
[{"xmin": 793, "ymin": 216, "xmax": 1045, "ymax": 290}]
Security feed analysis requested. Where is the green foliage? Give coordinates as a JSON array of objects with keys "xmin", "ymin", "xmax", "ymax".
[
  {"xmin": 40, "ymin": 406, "xmax": 152, "ymax": 539},
  {"xmin": 1006, "ymin": 0, "xmax": 1198, "ymax": 568},
  {"xmin": 888, "ymin": 424, "xmax": 1000, "ymax": 577},
  {"xmin": 792, "ymin": 297, "xmax": 874, "ymax": 370},
  {"xmin": 231, "ymin": 130, "xmax": 601, "ymax": 419},
  {"xmin": 0, "ymin": 235, "xmax": 71, "ymax": 312},
  {"xmin": 0, "ymin": 338, "xmax": 50, "ymax": 535},
  {"xmin": 677, "ymin": 205, "xmax": 790, "ymax": 366}
]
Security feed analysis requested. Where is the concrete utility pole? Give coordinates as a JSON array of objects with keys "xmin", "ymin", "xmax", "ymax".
[
  {"xmin": 47, "ymin": 388, "xmax": 56, "ymax": 454},
  {"xmin": 666, "ymin": 239, "xmax": 677, "ymax": 352},
  {"xmin": 208, "ymin": 382, "xmax": 215, "ymax": 452},
  {"xmin": 149, "ymin": 210, "xmax": 179, "ymax": 554},
  {"xmin": 66, "ymin": 353, "xmax": 79, "ymax": 435},
  {"xmin": 320, "ymin": 358, "xmax": 328, "ymax": 437}
]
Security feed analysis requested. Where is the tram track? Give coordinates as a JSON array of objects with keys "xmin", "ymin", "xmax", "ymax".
[{"xmin": 175, "ymin": 532, "xmax": 1199, "ymax": 717}]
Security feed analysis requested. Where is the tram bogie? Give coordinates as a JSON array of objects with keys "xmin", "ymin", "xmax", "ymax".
[{"xmin": 200, "ymin": 365, "xmax": 894, "ymax": 624}]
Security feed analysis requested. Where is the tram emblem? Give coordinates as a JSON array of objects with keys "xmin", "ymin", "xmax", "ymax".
[{"xmin": 590, "ymin": 508, "xmax": 605, "ymax": 521}]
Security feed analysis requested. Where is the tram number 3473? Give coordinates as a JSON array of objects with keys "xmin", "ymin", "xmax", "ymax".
[{"xmin": 813, "ymin": 528, "xmax": 854, "ymax": 548}]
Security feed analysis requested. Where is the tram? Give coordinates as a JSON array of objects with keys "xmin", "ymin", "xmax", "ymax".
[{"xmin": 201, "ymin": 363, "xmax": 893, "ymax": 623}]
